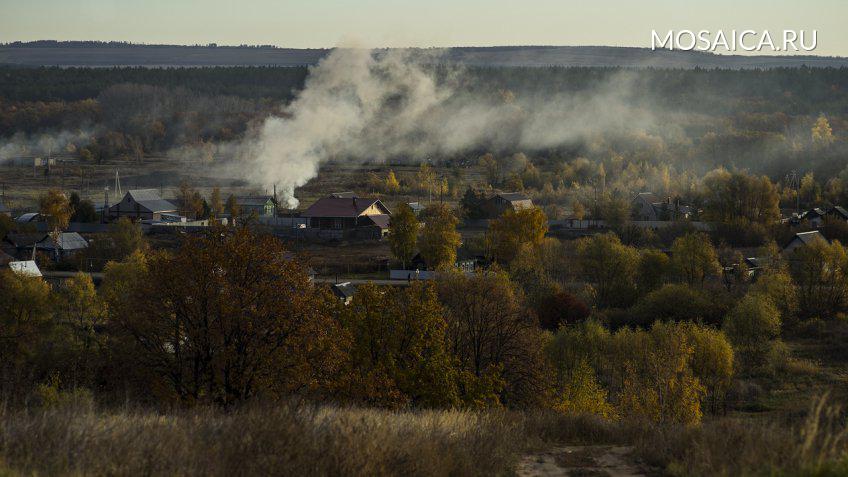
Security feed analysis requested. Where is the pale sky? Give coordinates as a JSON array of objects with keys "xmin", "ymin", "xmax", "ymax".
[{"xmin": 2, "ymin": 0, "xmax": 847, "ymax": 56}]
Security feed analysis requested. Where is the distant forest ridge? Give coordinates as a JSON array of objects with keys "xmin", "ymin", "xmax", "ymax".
[{"xmin": 2, "ymin": 41, "xmax": 848, "ymax": 69}]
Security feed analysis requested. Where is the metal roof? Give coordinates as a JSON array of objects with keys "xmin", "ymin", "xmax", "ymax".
[
  {"xmin": 794, "ymin": 230, "xmax": 827, "ymax": 246},
  {"xmin": 331, "ymin": 282, "xmax": 356, "ymax": 299},
  {"xmin": 301, "ymin": 197, "xmax": 389, "ymax": 218},
  {"xmin": 366, "ymin": 214, "xmax": 391, "ymax": 229},
  {"xmin": 9, "ymin": 260, "xmax": 42, "ymax": 277},
  {"xmin": 236, "ymin": 195, "xmax": 274, "ymax": 207},
  {"xmin": 37, "ymin": 232, "xmax": 89, "ymax": 251},
  {"xmin": 15, "ymin": 212, "xmax": 42, "ymax": 223},
  {"xmin": 121, "ymin": 189, "xmax": 178, "ymax": 213}
]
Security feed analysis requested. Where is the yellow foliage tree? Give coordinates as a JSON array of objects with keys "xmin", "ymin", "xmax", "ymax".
[{"xmin": 488, "ymin": 206, "xmax": 548, "ymax": 264}]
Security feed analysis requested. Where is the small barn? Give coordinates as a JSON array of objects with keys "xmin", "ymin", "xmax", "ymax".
[
  {"xmin": 108, "ymin": 189, "xmax": 178, "ymax": 222},
  {"xmin": 331, "ymin": 282, "xmax": 356, "ymax": 305}
]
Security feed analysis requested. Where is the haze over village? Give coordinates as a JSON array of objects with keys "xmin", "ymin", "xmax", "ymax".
[{"xmin": 2, "ymin": 1, "xmax": 848, "ymax": 476}]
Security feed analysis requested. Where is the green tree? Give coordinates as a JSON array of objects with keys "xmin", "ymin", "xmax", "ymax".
[
  {"xmin": 789, "ymin": 239, "xmax": 848, "ymax": 320},
  {"xmin": 671, "ymin": 233, "xmax": 721, "ymax": 287},
  {"xmin": 0, "ymin": 269, "xmax": 54, "ymax": 395},
  {"xmin": 488, "ymin": 206, "xmax": 548, "ymax": 264},
  {"xmin": 722, "ymin": 293, "xmax": 781, "ymax": 366},
  {"xmin": 109, "ymin": 217, "xmax": 146, "ymax": 260},
  {"xmin": 576, "ymin": 233, "xmax": 639, "ymax": 308},
  {"xmin": 637, "ymin": 249, "xmax": 670, "ymax": 294},
  {"xmin": 388, "ymin": 203, "xmax": 418, "ymax": 269},
  {"xmin": 69, "ymin": 192, "xmax": 97, "ymax": 223},
  {"xmin": 55, "ymin": 272, "xmax": 106, "ymax": 386},
  {"xmin": 419, "ymin": 204, "xmax": 461, "ymax": 269},
  {"xmin": 338, "ymin": 283, "xmax": 461, "ymax": 408}
]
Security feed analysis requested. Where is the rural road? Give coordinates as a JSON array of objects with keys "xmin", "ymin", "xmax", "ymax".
[{"xmin": 517, "ymin": 445, "xmax": 650, "ymax": 477}]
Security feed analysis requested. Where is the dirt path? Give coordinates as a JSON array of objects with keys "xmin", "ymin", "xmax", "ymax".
[{"xmin": 517, "ymin": 445, "xmax": 651, "ymax": 477}]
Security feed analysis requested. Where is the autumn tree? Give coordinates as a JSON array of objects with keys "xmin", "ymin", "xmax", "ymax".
[
  {"xmin": 671, "ymin": 233, "xmax": 721, "ymax": 287},
  {"xmin": 0, "ymin": 270, "xmax": 54, "ymax": 395},
  {"xmin": 109, "ymin": 217, "xmax": 146, "ymax": 260},
  {"xmin": 637, "ymin": 249, "xmax": 670, "ymax": 294},
  {"xmin": 54, "ymin": 272, "xmax": 106, "ymax": 386},
  {"xmin": 479, "ymin": 153, "xmax": 500, "ymax": 186},
  {"xmin": 224, "ymin": 194, "xmax": 240, "ymax": 219},
  {"xmin": 338, "ymin": 282, "xmax": 461, "ymax": 408},
  {"xmin": 701, "ymin": 169, "xmax": 780, "ymax": 224},
  {"xmin": 576, "ymin": 233, "xmax": 639, "ymax": 308},
  {"xmin": 488, "ymin": 206, "xmax": 548, "ymax": 264},
  {"xmin": 811, "ymin": 114, "xmax": 834, "ymax": 148},
  {"xmin": 437, "ymin": 270, "xmax": 549, "ymax": 407},
  {"xmin": 108, "ymin": 227, "xmax": 344, "ymax": 405},
  {"xmin": 419, "ymin": 204, "xmax": 461, "ymax": 269},
  {"xmin": 614, "ymin": 323, "xmax": 705, "ymax": 425},
  {"xmin": 536, "ymin": 290, "xmax": 591, "ymax": 331},
  {"xmin": 385, "ymin": 170, "xmax": 401, "ymax": 194},
  {"xmin": 210, "ymin": 187, "xmax": 223, "ymax": 218},
  {"xmin": 789, "ymin": 239, "xmax": 848, "ymax": 319},
  {"xmin": 39, "ymin": 189, "xmax": 72, "ymax": 235},
  {"xmin": 388, "ymin": 203, "xmax": 418, "ymax": 269},
  {"xmin": 722, "ymin": 293, "xmax": 781, "ymax": 367}
]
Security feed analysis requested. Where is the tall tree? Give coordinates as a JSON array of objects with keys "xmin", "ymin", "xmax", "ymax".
[
  {"xmin": 210, "ymin": 187, "xmax": 223, "ymax": 218},
  {"xmin": 418, "ymin": 204, "xmax": 461, "ymax": 269},
  {"xmin": 488, "ymin": 206, "xmax": 548, "ymax": 265},
  {"xmin": 576, "ymin": 233, "xmax": 639, "ymax": 308},
  {"xmin": 108, "ymin": 227, "xmax": 344, "ymax": 405},
  {"xmin": 388, "ymin": 203, "xmax": 418, "ymax": 269},
  {"xmin": 671, "ymin": 233, "xmax": 721, "ymax": 287},
  {"xmin": 338, "ymin": 283, "xmax": 461, "ymax": 408},
  {"xmin": 39, "ymin": 189, "xmax": 72, "ymax": 235}
]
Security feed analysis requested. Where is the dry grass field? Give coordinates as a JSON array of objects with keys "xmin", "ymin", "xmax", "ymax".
[{"xmin": 0, "ymin": 397, "xmax": 845, "ymax": 476}]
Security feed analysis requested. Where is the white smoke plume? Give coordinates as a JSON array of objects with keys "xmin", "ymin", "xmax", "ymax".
[{"xmin": 243, "ymin": 48, "xmax": 658, "ymax": 207}]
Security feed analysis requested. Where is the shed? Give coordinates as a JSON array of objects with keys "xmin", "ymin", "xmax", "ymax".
[
  {"xmin": 108, "ymin": 189, "xmax": 178, "ymax": 221},
  {"xmin": 331, "ymin": 282, "xmax": 357, "ymax": 305}
]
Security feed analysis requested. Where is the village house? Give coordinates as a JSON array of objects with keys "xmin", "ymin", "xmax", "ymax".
[
  {"xmin": 108, "ymin": 189, "xmax": 178, "ymax": 222},
  {"xmin": 36, "ymin": 232, "xmax": 89, "ymax": 261},
  {"xmin": 4, "ymin": 232, "xmax": 89, "ymax": 261},
  {"xmin": 632, "ymin": 192, "xmax": 692, "ymax": 221},
  {"xmin": 782, "ymin": 230, "xmax": 828, "ymax": 255},
  {"xmin": 236, "ymin": 195, "xmax": 276, "ymax": 217},
  {"xmin": 301, "ymin": 195, "xmax": 392, "ymax": 239},
  {"xmin": 487, "ymin": 192, "xmax": 533, "ymax": 217},
  {"xmin": 331, "ymin": 282, "xmax": 356, "ymax": 305},
  {"xmin": 800, "ymin": 207, "xmax": 827, "ymax": 228}
]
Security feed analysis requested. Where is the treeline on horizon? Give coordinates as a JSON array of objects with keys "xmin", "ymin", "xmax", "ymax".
[{"xmin": 2, "ymin": 65, "xmax": 848, "ymax": 109}]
